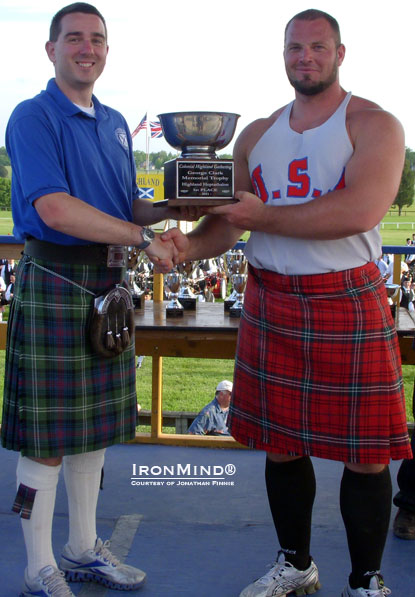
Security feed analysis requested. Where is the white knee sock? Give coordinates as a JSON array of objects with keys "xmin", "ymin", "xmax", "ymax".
[
  {"xmin": 16, "ymin": 455, "xmax": 61, "ymax": 580},
  {"xmin": 63, "ymin": 449, "xmax": 106, "ymax": 555}
]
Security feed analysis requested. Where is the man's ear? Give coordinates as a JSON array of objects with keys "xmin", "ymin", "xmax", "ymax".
[
  {"xmin": 45, "ymin": 41, "xmax": 56, "ymax": 64},
  {"xmin": 337, "ymin": 43, "xmax": 346, "ymax": 66}
]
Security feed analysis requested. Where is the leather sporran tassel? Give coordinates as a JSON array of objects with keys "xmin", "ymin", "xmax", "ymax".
[
  {"xmin": 106, "ymin": 330, "xmax": 115, "ymax": 350},
  {"xmin": 122, "ymin": 311, "xmax": 130, "ymax": 346},
  {"xmin": 115, "ymin": 332, "xmax": 122, "ymax": 352},
  {"xmin": 122, "ymin": 326, "xmax": 130, "ymax": 347}
]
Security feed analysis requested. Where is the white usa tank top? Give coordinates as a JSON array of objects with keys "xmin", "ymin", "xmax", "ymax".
[{"xmin": 245, "ymin": 92, "xmax": 382, "ymax": 274}]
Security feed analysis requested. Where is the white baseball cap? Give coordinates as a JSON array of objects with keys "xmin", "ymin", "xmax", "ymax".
[{"xmin": 216, "ymin": 380, "xmax": 233, "ymax": 392}]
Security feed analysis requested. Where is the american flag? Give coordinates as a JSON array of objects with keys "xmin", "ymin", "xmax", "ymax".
[
  {"xmin": 131, "ymin": 113, "xmax": 147, "ymax": 138},
  {"xmin": 150, "ymin": 120, "xmax": 163, "ymax": 138}
]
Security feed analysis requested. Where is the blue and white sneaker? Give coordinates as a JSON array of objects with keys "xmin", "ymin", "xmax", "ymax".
[
  {"xmin": 59, "ymin": 537, "xmax": 146, "ymax": 590},
  {"xmin": 240, "ymin": 551, "xmax": 320, "ymax": 597},
  {"xmin": 341, "ymin": 574, "xmax": 391, "ymax": 596},
  {"xmin": 20, "ymin": 565, "xmax": 75, "ymax": 596}
]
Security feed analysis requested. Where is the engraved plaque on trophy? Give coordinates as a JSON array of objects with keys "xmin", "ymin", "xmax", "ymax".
[{"xmin": 155, "ymin": 112, "xmax": 240, "ymax": 207}]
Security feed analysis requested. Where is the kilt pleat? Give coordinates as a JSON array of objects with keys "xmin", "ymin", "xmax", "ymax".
[
  {"xmin": 1, "ymin": 255, "xmax": 137, "ymax": 458},
  {"xmin": 228, "ymin": 262, "xmax": 412, "ymax": 463}
]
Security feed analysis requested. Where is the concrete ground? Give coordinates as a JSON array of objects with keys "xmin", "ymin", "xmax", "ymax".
[{"xmin": 0, "ymin": 443, "xmax": 413, "ymax": 596}]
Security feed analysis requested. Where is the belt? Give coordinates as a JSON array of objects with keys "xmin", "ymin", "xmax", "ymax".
[{"xmin": 24, "ymin": 238, "xmax": 128, "ymax": 267}]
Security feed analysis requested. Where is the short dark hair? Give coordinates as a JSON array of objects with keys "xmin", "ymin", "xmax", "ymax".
[
  {"xmin": 49, "ymin": 3, "xmax": 107, "ymax": 42},
  {"xmin": 285, "ymin": 9, "xmax": 341, "ymax": 47}
]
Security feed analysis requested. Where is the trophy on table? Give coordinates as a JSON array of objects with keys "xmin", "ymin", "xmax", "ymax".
[
  {"xmin": 224, "ymin": 250, "xmax": 247, "ymax": 312},
  {"xmin": 165, "ymin": 271, "xmax": 184, "ymax": 317},
  {"xmin": 125, "ymin": 247, "xmax": 145, "ymax": 309},
  {"xmin": 155, "ymin": 112, "xmax": 240, "ymax": 206},
  {"xmin": 177, "ymin": 261, "xmax": 198, "ymax": 310},
  {"xmin": 385, "ymin": 283, "xmax": 400, "ymax": 320},
  {"xmin": 229, "ymin": 271, "xmax": 248, "ymax": 318}
]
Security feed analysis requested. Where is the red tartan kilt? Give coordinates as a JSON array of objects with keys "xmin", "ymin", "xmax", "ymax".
[{"xmin": 228, "ymin": 262, "xmax": 412, "ymax": 463}]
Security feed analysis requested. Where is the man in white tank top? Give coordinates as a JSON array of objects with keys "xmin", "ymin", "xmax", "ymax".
[{"xmin": 163, "ymin": 9, "xmax": 410, "ymax": 597}]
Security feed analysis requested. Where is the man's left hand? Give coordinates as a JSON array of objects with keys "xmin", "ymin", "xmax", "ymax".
[
  {"xmin": 168, "ymin": 205, "xmax": 203, "ymax": 221},
  {"xmin": 201, "ymin": 191, "xmax": 266, "ymax": 231}
]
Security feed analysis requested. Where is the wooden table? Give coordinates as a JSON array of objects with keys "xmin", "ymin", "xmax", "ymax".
[
  {"xmin": 132, "ymin": 301, "xmax": 415, "ymax": 445},
  {"xmin": 133, "ymin": 301, "xmax": 243, "ymax": 447},
  {"xmin": 394, "ymin": 307, "xmax": 415, "ymax": 366}
]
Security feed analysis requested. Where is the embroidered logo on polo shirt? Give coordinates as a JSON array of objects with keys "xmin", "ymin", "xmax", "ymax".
[{"xmin": 115, "ymin": 128, "xmax": 129, "ymax": 150}]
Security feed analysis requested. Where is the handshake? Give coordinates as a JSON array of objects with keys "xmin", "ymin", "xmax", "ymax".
[
  {"xmin": 143, "ymin": 227, "xmax": 189, "ymax": 273},
  {"xmin": 140, "ymin": 188, "xmax": 260, "ymax": 272}
]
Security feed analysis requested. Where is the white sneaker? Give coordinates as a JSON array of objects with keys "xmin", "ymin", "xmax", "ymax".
[
  {"xmin": 59, "ymin": 537, "xmax": 146, "ymax": 590},
  {"xmin": 20, "ymin": 565, "xmax": 75, "ymax": 596},
  {"xmin": 341, "ymin": 575, "xmax": 391, "ymax": 596},
  {"xmin": 240, "ymin": 551, "xmax": 321, "ymax": 597}
]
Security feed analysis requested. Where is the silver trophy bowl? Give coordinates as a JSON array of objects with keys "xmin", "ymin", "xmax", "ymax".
[
  {"xmin": 165, "ymin": 271, "xmax": 184, "ymax": 317},
  {"xmin": 385, "ymin": 283, "xmax": 400, "ymax": 299},
  {"xmin": 157, "ymin": 112, "xmax": 240, "ymax": 158}
]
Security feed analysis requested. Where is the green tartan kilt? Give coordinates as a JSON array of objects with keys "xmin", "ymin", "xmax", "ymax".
[{"xmin": 1, "ymin": 255, "xmax": 137, "ymax": 458}]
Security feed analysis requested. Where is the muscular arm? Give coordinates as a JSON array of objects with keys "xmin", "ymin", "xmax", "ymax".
[
  {"xmin": 132, "ymin": 199, "xmax": 202, "ymax": 226},
  {"xmin": 205, "ymin": 108, "xmax": 405, "ymax": 239},
  {"xmin": 161, "ymin": 209, "xmax": 245, "ymax": 264}
]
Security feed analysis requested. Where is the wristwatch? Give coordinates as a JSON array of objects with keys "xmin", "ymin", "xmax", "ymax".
[{"xmin": 137, "ymin": 227, "xmax": 155, "ymax": 250}]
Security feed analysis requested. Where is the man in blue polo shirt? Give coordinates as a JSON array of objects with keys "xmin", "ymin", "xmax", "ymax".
[
  {"xmin": 2, "ymin": 3, "xmax": 195, "ymax": 596},
  {"xmin": 188, "ymin": 380, "xmax": 233, "ymax": 435}
]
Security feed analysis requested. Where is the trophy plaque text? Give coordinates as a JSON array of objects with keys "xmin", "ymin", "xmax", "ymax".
[{"xmin": 155, "ymin": 112, "xmax": 240, "ymax": 207}]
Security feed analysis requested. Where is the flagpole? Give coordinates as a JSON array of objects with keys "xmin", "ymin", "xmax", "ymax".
[{"xmin": 146, "ymin": 114, "xmax": 149, "ymax": 173}]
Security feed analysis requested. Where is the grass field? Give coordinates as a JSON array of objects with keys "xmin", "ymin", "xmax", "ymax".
[
  {"xmin": 0, "ymin": 211, "xmax": 13, "ymax": 236},
  {"xmin": 0, "ymin": 209, "xmax": 414, "ymax": 424},
  {"xmin": 1, "ymin": 209, "xmax": 415, "ymax": 245}
]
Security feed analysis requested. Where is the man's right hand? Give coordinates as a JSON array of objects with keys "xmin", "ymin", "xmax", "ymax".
[
  {"xmin": 144, "ymin": 234, "xmax": 178, "ymax": 273},
  {"xmin": 160, "ymin": 228, "xmax": 189, "ymax": 265}
]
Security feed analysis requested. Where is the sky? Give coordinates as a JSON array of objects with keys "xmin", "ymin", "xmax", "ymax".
[{"xmin": 1, "ymin": 0, "xmax": 414, "ymax": 155}]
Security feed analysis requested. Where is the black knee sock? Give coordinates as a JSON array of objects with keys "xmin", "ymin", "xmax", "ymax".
[
  {"xmin": 265, "ymin": 456, "xmax": 316, "ymax": 570},
  {"xmin": 340, "ymin": 466, "xmax": 392, "ymax": 590}
]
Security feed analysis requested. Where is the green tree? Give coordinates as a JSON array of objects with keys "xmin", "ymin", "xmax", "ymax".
[
  {"xmin": 0, "ymin": 178, "xmax": 11, "ymax": 209},
  {"xmin": 0, "ymin": 146, "xmax": 10, "ymax": 168},
  {"xmin": 150, "ymin": 151, "xmax": 176, "ymax": 170},
  {"xmin": 0, "ymin": 164, "xmax": 7, "ymax": 178},
  {"xmin": 394, "ymin": 147, "xmax": 415, "ymax": 215},
  {"xmin": 134, "ymin": 150, "xmax": 177, "ymax": 171},
  {"xmin": 406, "ymin": 148, "xmax": 415, "ymax": 169},
  {"xmin": 133, "ymin": 150, "xmax": 146, "ymax": 170}
]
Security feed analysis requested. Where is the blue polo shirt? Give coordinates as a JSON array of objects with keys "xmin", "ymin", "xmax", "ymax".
[{"xmin": 6, "ymin": 78, "xmax": 139, "ymax": 245}]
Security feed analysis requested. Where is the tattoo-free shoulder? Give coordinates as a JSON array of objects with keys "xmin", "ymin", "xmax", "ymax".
[
  {"xmin": 346, "ymin": 94, "xmax": 403, "ymax": 144},
  {"xmin": 234, "ymin": 104, "xmax": 289, "ymax": 159}
]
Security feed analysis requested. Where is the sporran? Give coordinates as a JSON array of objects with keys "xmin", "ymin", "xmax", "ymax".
[{"xmin": 90, "ymin": 284, "xmax": 135, "ymax": 358}]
